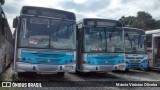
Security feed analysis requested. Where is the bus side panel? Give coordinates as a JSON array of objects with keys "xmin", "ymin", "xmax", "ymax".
[
  {"xmin": 0, "ymin": 36, "xmax": 13, "ymax": 72},
  {"xmin": 15, "ymin": 49, "xmax": 76, "ymax": 73},
  {"xmin": 79, "ymin": 53, "xmax": 125, "ymax": 72}
]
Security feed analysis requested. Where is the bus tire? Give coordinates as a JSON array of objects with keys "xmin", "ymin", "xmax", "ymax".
[{"xmin": 57, "ymin": 72, "xmax": 65, "ymax": 77}]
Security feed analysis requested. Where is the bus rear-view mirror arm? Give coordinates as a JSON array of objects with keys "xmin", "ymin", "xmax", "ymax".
[{"xmin": 13, "ymin": 17, "xmax": 18, "ymax": 28}]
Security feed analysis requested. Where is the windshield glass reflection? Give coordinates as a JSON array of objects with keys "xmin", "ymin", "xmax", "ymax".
[{"xmin": 84, "ymin": 27, "xmax": 124, "ymax": 53}]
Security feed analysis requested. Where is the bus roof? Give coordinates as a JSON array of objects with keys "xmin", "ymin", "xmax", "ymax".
[
  {"xmin": 77, "ymin": 18, "xmax": 122, "ymax": 27},
  {"xmin": 123, "ymin": 27, "xmax": 145, "ymax": 35},
  {"xmin": 123, "ymin": 27, "xmax": 144, "ymax": 31},
  {"xmin": 20, "ymin": 6, "xmax": 76, "ymax": 20},
  {"xmin": 145, "ymin": 29, "xmax": 160, "ymax": 34}
]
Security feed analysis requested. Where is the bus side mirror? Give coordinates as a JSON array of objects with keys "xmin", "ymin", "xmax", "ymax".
[{"xmin": 13, "ymin": 17, "xmax": 18, "ymax": 28}]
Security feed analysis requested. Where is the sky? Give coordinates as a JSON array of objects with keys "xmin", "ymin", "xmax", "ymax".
[{"xmin": 1, "ymin": 0, "xmax": 160, "ymax": 33}]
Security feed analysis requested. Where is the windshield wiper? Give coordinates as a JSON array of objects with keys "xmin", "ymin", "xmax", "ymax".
[
  {"xmin": 138, "ymin": 34, "xmax": 144, "ymax": 48},
  {"xmin": 125, "ymin": 33, "xmax": 132, "ymax": 48},
  {"xmin": 108, "ymin": 27, "xmax": 116, "ymax": 41}
]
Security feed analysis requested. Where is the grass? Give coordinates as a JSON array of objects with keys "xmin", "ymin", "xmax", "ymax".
[
  {"xmin": 0, "ymin": 73, "xmax": 5, "ymax": 81},
  {"xmin": 11, "ymin": 73, "xmax": 19, "ymax": 81}
]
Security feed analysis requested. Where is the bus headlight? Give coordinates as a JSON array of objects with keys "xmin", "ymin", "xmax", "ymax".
[
  {"xmin": 65, "ymin": 60, "xmax": 68, "ymax": 63},
  {"xmin": 70, "ymin": 59, "xmax": 73, "ymax": 63}
]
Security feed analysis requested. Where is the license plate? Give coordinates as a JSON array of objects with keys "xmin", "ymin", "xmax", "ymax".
[
  {"xmin": 119, "ymin": 65, "xmax": 125, "ymax": 69},
  {"xmin": 65, "ymin": 66, "xmax": 73, "ymax": 70}
]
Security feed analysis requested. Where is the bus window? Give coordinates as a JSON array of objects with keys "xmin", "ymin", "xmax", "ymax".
[{"xmin": 146, "ymin": 34, "xmax": 152, "ymax": 48}]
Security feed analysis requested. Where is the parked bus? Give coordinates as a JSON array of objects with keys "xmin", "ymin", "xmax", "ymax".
[
  {"xmin": 76, "ymin": 18, "xmax": 126, "ymax": 73},
  {"xmin": 123, "ymin": 27, "xmax": 148, "ymax": 71},
  {"xmin": 145, "ymin": 29, "xmax": 160, "ymax": 69},
  {"xmin": 0, "ymin": 4, "xmax": 14, "ymax": 73},
  {"xmin": 13, "ymin": 6, "xmax": 76, "ymax": 77}
]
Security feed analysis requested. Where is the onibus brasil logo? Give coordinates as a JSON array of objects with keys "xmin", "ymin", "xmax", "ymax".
[{"xmin": 1, "ymin": 82, "xmax": 42, "ymax": 87}]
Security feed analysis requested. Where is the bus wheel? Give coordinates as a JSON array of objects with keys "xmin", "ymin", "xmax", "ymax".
[{"xmin": 57, "ymin": 72, "xmax": 65, "ymax": 77}]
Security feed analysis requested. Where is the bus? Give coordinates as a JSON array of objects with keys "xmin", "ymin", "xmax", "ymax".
[
  {"xmin": 145, "ymin": 29, "xmax": 160, "ymax": 69},
  {"xmin": 0, "ymin": 4, "xmax": 14, "ymax": 73},
  {"xmin": 123, "ymin": 27, "xmax": 148, "ymax": 71},
  {"xmin": 13, "ymin": 6, "xmax": 76, "ymax": 77},
  {"xmin": 76, "ymin": 18, "xmax": 126, "ymax": 73}
]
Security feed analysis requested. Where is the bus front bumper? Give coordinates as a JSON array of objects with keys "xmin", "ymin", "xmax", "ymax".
[
  {"xmin": 15, "ymin": 62, "xmax": 76, "ymax": 73},
  {"xmin": 81, "ymin": 63, "xmax": 126, "ymax": 72},
  {"xmin": 126, "ymin": 63, "xmax": 148, "ymax": 69}
]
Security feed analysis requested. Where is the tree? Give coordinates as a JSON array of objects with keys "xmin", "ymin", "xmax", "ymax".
[
  {"xmin": 119, "ymin": 16, "xmax": 136, "ymax": 27},
  {"xmin": 0, "ymin": 0, "xmax": 5, "ymax": 5},
  {"xmin": 155, "ymin": 20, "xmax": 160, "ymax": 29},
  {"xmin": 119, "ymin": 11, "xmax": 159, "ymax": 30}
]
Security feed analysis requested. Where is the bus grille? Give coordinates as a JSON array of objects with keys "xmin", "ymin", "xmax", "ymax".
[
  {"xmin": 128, "ymin": 59, "xmax": 141, "ymax": 63},
  {"xmin": 126, "ymin": 57, "xmax": 143, "ymax": 59},
  {"xmin": 136, "ymin": 57, "xmax": 144, "ymax": 59},
  {"xmin": 99, "ymin": 66, "xmax": 114, "ymax": 70},
  {"xmin": 125, "ymin": 57, "xmax": 135, "ymax": 59},
  {"xmin": 129, "ymin": 64, "xmax": 140, "ymax": 68}
]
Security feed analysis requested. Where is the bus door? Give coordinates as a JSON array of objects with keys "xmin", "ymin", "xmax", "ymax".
[{"xmin": 153, "ymin": 35, "xmax": 160, "ymax": 68}]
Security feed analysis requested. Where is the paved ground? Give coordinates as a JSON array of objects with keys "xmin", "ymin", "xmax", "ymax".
[
  {"xmin": 1, "ymin": 63, "xmax": 160, "ymax": 90},
  {"xmin": 109, "ymin": 70, "xmax": 160, "ymax": 81}
]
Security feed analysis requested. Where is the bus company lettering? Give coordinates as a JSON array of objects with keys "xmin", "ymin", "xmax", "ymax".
[{"xmin": 28, "ymin": 83, "xmax": 42, "ymax": 87}]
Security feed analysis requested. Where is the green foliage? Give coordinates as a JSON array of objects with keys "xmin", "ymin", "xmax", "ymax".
[
  {"xmin": 0, "ymin": 0, "xmax": 5, "ymax": 5},
  {"xmin": 11, "ymin": 73, "xmax": 19, "ymax": 81},
  {"xmin": 155, "ymin": 20, "xmax": 160, "ymax": 29},
  {"xmin": 119, "ymin": 11, "xmax": 159, "ymax": 30},
  {"xmin": 0, "ymin": 73, "xmax": 5, "ymax": 81}
]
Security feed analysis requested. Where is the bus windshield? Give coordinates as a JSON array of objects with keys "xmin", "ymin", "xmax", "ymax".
[
  {"xmin": 125, "ymin": 32, "xmax": 146, "ymax": 54},
  {"xmin": 50, "ymin": 20, "xmax": 76, "ymax": 50},
  {"xmin": 18, "ymin": 17, "xmax": 76, "ymax": 50},
  {"xmin": 19, "ymin": 17, "xmax": 50, "ymax": 48},
  {"xmin": 84, "ymin": 27, "xmax": 124, "ymax": 53},
  {"xmin": 106, "ymin": 28, "xmax": 124, "ymax": 53}
]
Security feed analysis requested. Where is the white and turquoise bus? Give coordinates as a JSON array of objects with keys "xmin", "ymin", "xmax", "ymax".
[
  {"xmin": 124, "ymin": 27, "xmax": 148, "ymax": 71},
  {"xmin": 76, "ymin": 18, "xmax": 126, "ymax": 73},
  {"xmin": 13, "ymin": 6, "xmax": 76, "ymax": 77}
]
